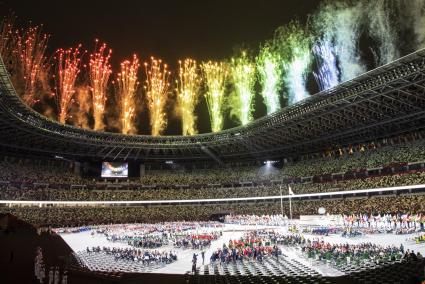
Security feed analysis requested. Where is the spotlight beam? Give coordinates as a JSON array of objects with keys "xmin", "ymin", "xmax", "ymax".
[{"xmin": 200, "ymin": 144, "xmax": 222, "ymax": 165}]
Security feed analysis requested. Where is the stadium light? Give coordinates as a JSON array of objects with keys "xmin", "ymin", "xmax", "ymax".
[{"xmin": 263, "ymin": 160, "xmax": 278, "ymax": 165}]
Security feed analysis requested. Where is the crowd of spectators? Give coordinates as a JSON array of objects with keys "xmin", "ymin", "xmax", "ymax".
[
  {"xmin": 342, "ymin": 213, "xmax": 425, "ymax": 231},
  {"xmin": 57, "ymin": 222, "xmax": 223, "ymax": 251},
  {"xmin": 307, "ymin": 227, "xmax": 342, "ymax": 236},
  {"xmin": 97, "ymin": 225, "xmax": 169, "ymax": 249},
  {"xmin": 0, "ymin": 135, "xmax": 425, "ymax": 193},
  {"xmin": 1, "ymin": 170, "xmax": 424, "ymax": 202},
  {"xmin": 302, "ymin": 240, "xmax": 406, "ymax": 270},
  {"xmin": 210, "ymin": 230, "xmax": 282, "ymax": 263},
  {"xmin": 0, "ymin": 160, "xmax": 83, "ymax": 186},
  {"xmin": 108, "ymin": 234, "xmax": 166, "ymax": 249},
  {"xmin": 174, "ymin": 232, "xmax": 220, "ymax": 249},
  {"xmin": 2, "ymin": 194, "xmax": 425, "ymax": 226},
  {"xmin": 86, "ymin": 246, "xmax": 177, "ymax": 265},
  {"xmin": 1, "ymin": 136, "xmax": 425, "ymax": 226},
  {"xmin": 1, "ymin": 138, "xmax": 425, "ymax": 206},
  {"xmin": 282, "ymin": 139, "xmax": 425, "ymax": 178},
  {"xmin": 224, "ymin": 214, "xmax": 288, "ymax": 226},
  {"xmin": 293, "ymin": 172, "xmax": 425, "ymax": 194},
  {"xmin": 139, "ymin": 167, "xmax": 281, "ymax": 186}
]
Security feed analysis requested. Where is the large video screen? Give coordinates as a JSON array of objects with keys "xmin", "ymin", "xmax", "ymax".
[{"xmin": 101, "ymin": 162, "xmax": 128, "ymax": 178}]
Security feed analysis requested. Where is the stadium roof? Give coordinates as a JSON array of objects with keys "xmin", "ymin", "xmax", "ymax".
[{"xmin": 1, "ymin": 50, "xmax": 425, "ymax": 162}]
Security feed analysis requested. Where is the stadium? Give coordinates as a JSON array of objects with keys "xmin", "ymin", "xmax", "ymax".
[{"xmin": 1, "ymin": 1, "xmax": 425, "ymax": 284}]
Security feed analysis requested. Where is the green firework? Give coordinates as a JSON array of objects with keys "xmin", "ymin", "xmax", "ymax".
[
  {"xmin": 230, "ymin": 51, "xmax": 256, "ymax": 125},
  {"xmin": 256, "ymin": 44, "xmax": 283, "ymax": 114},
  {"xmin": 274, "ymin": 21, "xmax": 313, "ymax": 105}
]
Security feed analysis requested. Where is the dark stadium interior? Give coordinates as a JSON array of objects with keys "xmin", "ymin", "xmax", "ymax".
[{"xmin": 1, "ymin": 1, "xmax": 425, "ymax": 284}]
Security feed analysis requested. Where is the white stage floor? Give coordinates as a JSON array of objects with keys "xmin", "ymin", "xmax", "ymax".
[{"xmin": 58, "ymin": 222, "xmax": 425, "ymax": 276}]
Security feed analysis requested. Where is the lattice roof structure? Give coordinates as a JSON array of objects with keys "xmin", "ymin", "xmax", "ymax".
[{"xmin": 1, "ymin": 50, "xmax": 425, "ymax": 162}]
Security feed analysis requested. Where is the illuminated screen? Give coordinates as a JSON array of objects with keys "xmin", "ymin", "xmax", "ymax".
[{"xmin": 101, "ymin": 162, "xmax": 128, "ymax": 178}]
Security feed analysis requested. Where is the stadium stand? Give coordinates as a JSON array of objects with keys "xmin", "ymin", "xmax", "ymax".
[
  {"xmin": 2, "ymin": 46, "xmax": 425, "ymax": 283},
  {"xmin": 1, "ymin": 135, "xmax": 425, "ymax": 203},
  {"xmin": 1, "ymin": 194, "xmax": 424, "ymax": 226}
]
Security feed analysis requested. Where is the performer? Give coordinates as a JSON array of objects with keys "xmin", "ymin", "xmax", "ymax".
[
  {"xmin": 191, "ymin": 253, "xmax": 198, "ymax": 274},
  {"xmin": 54, "ymin": 267, "xmax": 60, "ymax": 284},
  {"xmin": 48, "ymin": 267, "xmax": 53, "ymax": 284},
  {"xmin": 201, "ymin": 250, "xmax": 205, "ymax": 265},
  {"xmin": 61, "ymin": 271, "xmax": 68, "ymax": 284}
]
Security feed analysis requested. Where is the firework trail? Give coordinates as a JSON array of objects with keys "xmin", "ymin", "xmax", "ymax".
[
  {"xmin": 274, "ymin": 22, "xmax": 312, "ymax": 105},
  {"xmin": 256, "ymin": 44, "xmax": 282, "ymax": 114},
  {"xmin": 54, "ymin": 45, "xmax": 83, "ymax": 124},
  {"xmin": 313, "ymin": 1, "xmax": 365, "ymax": 83},
  {"xmin": 400, "ymin": 0, "xmax": 425, "ymax": 50},
  {"xmin": 7, "ymin": 0, "xmax": 425, "ymax": 134},
  {"xmin": 89, "ymin": 40, "xmax": 112, "ymax": 131},
  {"xmin": 365, "ymin": 0, "xmax": 399, "ymax": 65},
  {"xmin": 116, "ymin": 54, "xmax": 140, "ymax": 134},
  {"xmin": 312, "ymin": 40, "xmax": 339, "ymax": 91},
  {"xmin": 144, "ymin": 57, "xmax": 170, "ymax": 136},
  {"xmin": 176, "ymin": 58, "xmax": 201, "ymax": 136},
  {"xmin": 0, "ymin": 15, "xmax": 16, "ymax": 65},
  {"xmin": 14, "ymin": 26, "xmax": 49, "ymax": 106},
  {"xmin": 230, "ymin": 51, "xmax": 256, "ymax": 125},
  {"xmin": 73, "ymin": 86, "xmax": 91, "ymax": 129},
  {"xmin": 312, "ymin": 0, "xmax": 399, "ymax": 88},
  {"xmin": 201, "ymin": 61, "xmax": 228, "ymax": 132}
]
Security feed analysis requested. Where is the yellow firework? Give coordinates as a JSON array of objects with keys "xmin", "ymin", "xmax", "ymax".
[
  {"xmin": 176, "ymin": 58, "xmax": 201, "ymax": 136},
  {"xmin": 144, "ymin": 57, "xmax": 170, "ymax": 136},
  {"xmin": 117, "ymin": 54, "xmax": 140, "ymax": 134},
  {"xmin": 201, "ymin": 61, "xmax": 228, "ymax": 132},
  {"xmin": 89, "ymin": 40, "xmax": 112, "ymax": 131}
]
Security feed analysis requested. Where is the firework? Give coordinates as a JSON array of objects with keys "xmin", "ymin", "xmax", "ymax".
[
  {"xmin": 256, "ymin": 44, "xmax": 282, "ymax": 114},
  {"xmin": 144, "ymin": 57, "xmax": 170, "ymax": 136},
  {"xmin": 89, "ymin": 40, "xmax": 112, "ymax": 131},
  {"xmin": 313, "ymin": 1, "xmax": 365, "ymax": 83},
  {"xmin": 230, "ymin": 51, "xmax": 256, "ymax": 125},
  {"xmin": 73, "ymin": 86, "xmax": 91, "ymax": 129},
  {"xmin": 116, "ymin": 54, "xmax": 140, "ymax": 134},
  {"xmin": 54, "ymin": 45, "xmax": 83, "ymax": 124},
  {"xmin": 0, "ymin": 15, "xmax": 16, "ymax": 64},
  {"xmin": 176, "ymin": 59, "xmax": 201, "ymax": 136},
  {"xmin": 14, "ymin": 26, "xmax": 49, "ymax": 106},
  {"xmin": 312, "ymin": 0, "xmax": 400, "ymax": 86},
  {"xmin": 274, "ymin": 22, "xmax": 312, "ymax": 104},
  {"xmin": 365, "ymin": 0, "xmax": 399, "ymax": 65},
  {"xmin": 201, "ymin": 61, "xmax": 228, "ymax": 132},
  {"xmin": 312, "ymin": 40, "xmax": 339, "ymax": 91},
  {"xmin": 403, "ymin": 0, "xmax": 425, "ymax": 50}
]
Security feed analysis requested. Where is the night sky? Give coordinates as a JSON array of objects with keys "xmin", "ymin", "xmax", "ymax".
[
  {"xmin": 0, "ymin": 0, "xmax": 322, "ymax": 134},
  {"xmin": 0, "ymin": 0, "xmax": 321, "ymax": 65}
]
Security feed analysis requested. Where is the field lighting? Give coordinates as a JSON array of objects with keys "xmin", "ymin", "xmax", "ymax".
[{"xmin": 263, "ymin": 160, "xmax": 278, "ymax": 165}]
